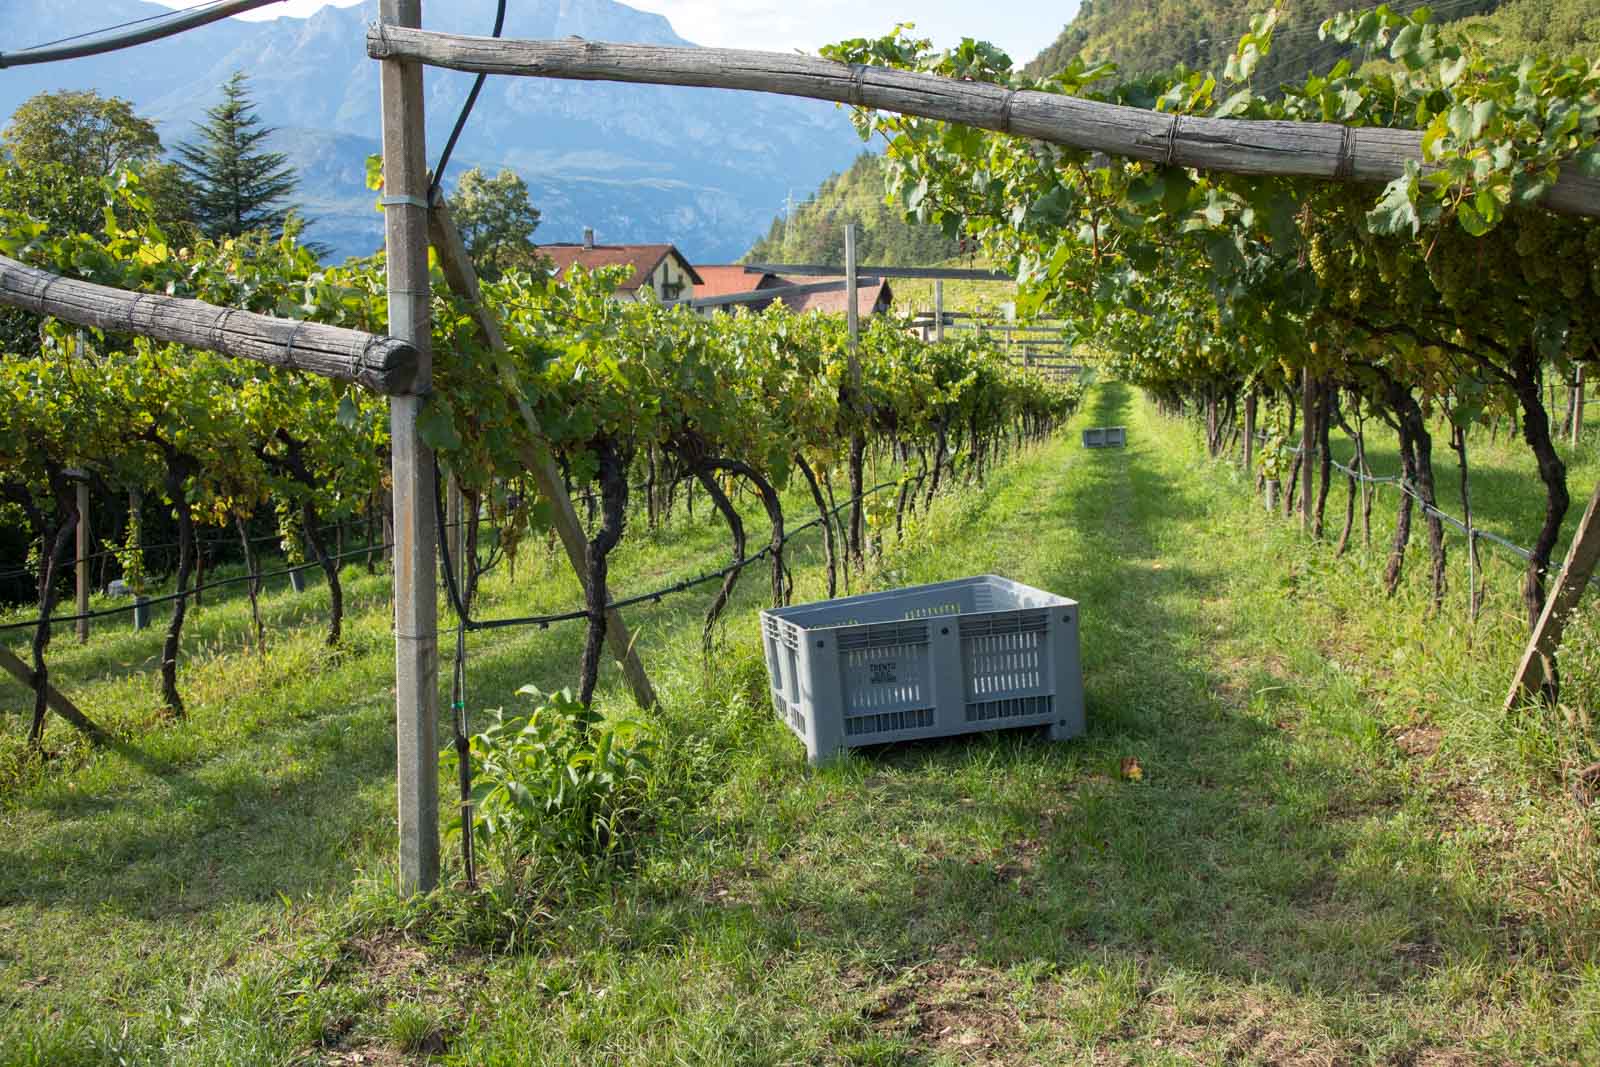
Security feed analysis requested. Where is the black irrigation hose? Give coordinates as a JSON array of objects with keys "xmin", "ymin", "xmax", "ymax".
[
  {"xmin": 440, "ymin": 478, "xmax": 901, "ymax": 634},
  {"xmin": 0, "ymin": 540, "xmax": 392, "ymax": 635},
  {"xmin": 428, "ymin": 0, "xmax": 507, "ymax": 204},
  {"xmin": 0, "ymin": 518, "xmax": 458, "ymax": 583}
]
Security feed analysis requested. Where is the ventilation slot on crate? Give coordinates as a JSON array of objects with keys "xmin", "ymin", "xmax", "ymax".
[
  {"xmin": 837, "ymin": 622, "xmax": 929, "ymax": 651},
  {"xmin": 788, "ymin": 705, "xmax": 806, "ymax": 733},
  {"xmin": 960, "ymin": 610, "xmax": 1048, "ymax": 638},
  {"xmin": 962, "ymin": 623, "xmax": 1048, "ymax": 700},
  {"xmin": 845, "ymin": 707, "xmax": 934, "ymax": 736},
  {"xmin": 965, "ymin": 694, "xmax": 1053, "ymax": 723},
  {"xmin": 901, "ymin": 601, "xmax": 960, "ymax": 620}
]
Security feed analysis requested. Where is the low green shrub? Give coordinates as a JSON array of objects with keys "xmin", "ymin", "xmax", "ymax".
[{"xmin": 447, "ymin": 687, "xmax": 655, "ymax": 871}]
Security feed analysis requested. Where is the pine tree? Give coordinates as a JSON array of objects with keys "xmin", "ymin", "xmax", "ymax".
[{"xmin": 175, "ymin": 72, "xmax": 300, "ymax": 240}]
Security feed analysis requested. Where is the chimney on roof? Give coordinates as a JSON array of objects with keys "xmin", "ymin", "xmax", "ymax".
[{"xmin": 582, "ymin": 227, "xmax": 595, "ymax": 250}]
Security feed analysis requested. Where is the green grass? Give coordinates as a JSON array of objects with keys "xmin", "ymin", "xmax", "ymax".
[{"xmin": 5, "ymin": 382, "xmax": 1600, "ymax": 1064}]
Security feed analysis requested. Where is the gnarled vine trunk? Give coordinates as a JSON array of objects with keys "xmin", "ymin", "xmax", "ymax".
[
  {"xmin": 795, "ymin": 453, "xmax": 837, "ymax": 598},
  {"xmin": 158, "ymin": 446, "xmax": 199, "ymax": 717},
  {"xmin": 1515, "ymin": 357, "xmax": 1570, "ymax": 632},
  {"xmin": 579, "ymin": 439, "xmax": 629, "ymax": 708}
]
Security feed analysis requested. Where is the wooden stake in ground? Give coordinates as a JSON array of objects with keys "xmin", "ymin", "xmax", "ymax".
[
  {"xmin": 1243, "ymin": 390, "xmax": 1256, "ymax": 481},
  {"xmin": 1301, "ymin": 369, "xmax": 1315, "ymax": 534},
  {"xmin": 380, "ymin": 0, "xmax": 439, "ymax": 896},
  {"xmin": 74, "ymin": 478, "xmax": 89, "ymax": 644},
  {"xmin": 427, "ymin": 199, "xmax": 659, "ymax": 710},
  {"xmin": 1506, "ymin": 476, "xmax": 1600, "ymax": 710},
  {"xmin": 1574, "ymin": 366, "xmax": 1585, "ymax": 448},
  {"xmin": 0, "ymin": 646, "xmax": 106, "ymax": 743}
]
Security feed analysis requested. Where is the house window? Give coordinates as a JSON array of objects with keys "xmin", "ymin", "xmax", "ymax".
[{"xmin": 661, "ymin": 281, "xmax": 683, "ymax": 300}]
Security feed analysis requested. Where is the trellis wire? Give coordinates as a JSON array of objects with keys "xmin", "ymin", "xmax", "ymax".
[
  {"xmin": 1254, "ymin": 430, "xmax": 1539, "ymax": 565},
  {"xmin": 0, "ymin": 539, "xmax": 391, "ymax": 635}
]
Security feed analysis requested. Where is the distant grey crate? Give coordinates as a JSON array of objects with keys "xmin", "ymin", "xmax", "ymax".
[
  {"xmin": 759, "ymin": 575, "xmax": 1084, "ymax": 764},
  {"xmin": 1081, "ymin": 426, "xmax": 1127, "ymax": 448}
]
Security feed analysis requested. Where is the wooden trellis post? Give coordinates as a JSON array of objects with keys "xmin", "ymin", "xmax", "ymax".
[
  {"xmin": 1574, "ymin": 366, "xmax": 1585, "ymax": 448},
  {"xmin": 1243, "ymin": 390, "xmax": 1256, "ymax": 479},
  {"xmin": 379, "ymin": 0, "xmax": 439, "ymax": 896},
  {"xmin": 74, "ymin": 477, "xmax": 90, "ymax": 643},
  {"xmin": 845, "ymin": 223, "xmax": 864, "ymax": 565},
  {"xmin": 1301, "ymin": 368, "xmax": 1314, "ymax": 533}
]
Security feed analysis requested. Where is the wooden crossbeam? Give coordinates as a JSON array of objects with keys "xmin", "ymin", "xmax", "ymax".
[
  {"xmin": 365, "ymin": 30, "xmax": 1600, "ymax": 220},
  {"xmin": 0, "ymin": 254, "xmax": 418, "ymax": 394}
]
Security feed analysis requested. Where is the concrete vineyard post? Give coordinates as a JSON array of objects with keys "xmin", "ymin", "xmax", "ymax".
[
  {"xmin": 934, "ymin": 280, "xmax": 944, "ymax": 343},
  {"xmin": 380, "ymin": 0, "xmax": 440, "ymax": 896}
]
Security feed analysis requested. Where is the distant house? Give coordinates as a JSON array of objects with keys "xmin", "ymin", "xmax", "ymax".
[
  {"xmin": 692, "ymin": 265, "xmax": 788, "ymax": 302},
  {"xmin": 690, "ymin": 264, "xmax": 895, "ymax": 318},
  {"xmin": 778, "ymin": 278, "xmax": 894, "ymax": 317},
  {"xmin": 540, "ymin": 229, "xmax": 703, "ymax": 303}
]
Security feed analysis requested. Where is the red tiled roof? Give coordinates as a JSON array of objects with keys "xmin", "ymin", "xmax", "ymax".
[
  {"xmin": 691, "ymin": 265, "xmax": 786, "ymax": 299},
  {"xmin": 539, "ymin": 243, "xmax": 703, "ymax": 291},
  {"xmin": 782, "ymin": 279, "xmax": 894, "ymax": 316}
]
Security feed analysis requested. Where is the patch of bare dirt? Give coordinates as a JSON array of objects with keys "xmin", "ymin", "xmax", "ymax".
[
  {"xmin": 350, "ymin": 934, "xmax": 430, "ymax": 984},
  {"xmin": 862, "ymin": 960, "xmax": 1028, "ymax": 1063},
  {"xmin": 1392, "ymin": 724, "xmax": 1443, "ymax": 759}
]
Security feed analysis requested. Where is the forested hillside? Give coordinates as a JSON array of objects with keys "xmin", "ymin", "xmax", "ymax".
[
  {"xmin": 742, "ymin": 153, "xmax": 962, "ymax": 266},
  {"xmin": 1024, "ymin": 0, "xmax": 1596, "ymax": 85}
]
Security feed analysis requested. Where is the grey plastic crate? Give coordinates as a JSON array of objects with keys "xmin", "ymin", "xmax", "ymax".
[
  {"xmin": 1081, "ymin": 426, "xmax": 1127, "ymax": 448},
  {"xmin": 760, "ymin": 575, "xmax": 1084, "ymax": 764}
]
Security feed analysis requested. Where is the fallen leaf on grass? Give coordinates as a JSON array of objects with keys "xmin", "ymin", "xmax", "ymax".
[{"xmin": 1120, "ymin": 757, "xmax": 1144, "ymax": 782}]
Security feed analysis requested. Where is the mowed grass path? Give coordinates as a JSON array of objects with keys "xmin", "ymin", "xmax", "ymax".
[{"xmin": 5, "ymin": 382, "xmax": 1600, "ymax": 1065}]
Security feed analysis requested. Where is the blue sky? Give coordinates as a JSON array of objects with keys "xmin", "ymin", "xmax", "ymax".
[{"xmin": 156, "ymin": 1, "xmax": 1075, "ymax": 68}]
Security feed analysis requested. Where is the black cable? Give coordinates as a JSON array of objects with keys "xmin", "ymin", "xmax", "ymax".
[
  {"xmin": 0, "ymin": 539, "xmax": 392, "ymax": 635},
  {"xmin": 428, "ymin": 0, "xmax": 508, "ymax": 204},
  {"xmin": 13, "ymin": 0, "xmax": 239, "ymax": 53},
  {"xmin": 443, "ymin": 478, "xmax": 900, "ymax": 634},
  {"xmin": 0, "ymin": 0, "xmax": 284, "ymax": 68}
]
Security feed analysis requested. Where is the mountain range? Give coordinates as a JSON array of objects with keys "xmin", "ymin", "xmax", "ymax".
[{"xmin": 0, "ymin": 0, "xmax": 870, "ymax": 261}]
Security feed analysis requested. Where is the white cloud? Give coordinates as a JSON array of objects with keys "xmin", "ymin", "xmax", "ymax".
[
  {"xmin": 623, "ymin": 0, "xmax": 1073, "ymax": 64},
  {"xmin": 155, "ymin": 0, "xmax": 1073, "ymax": 64}
]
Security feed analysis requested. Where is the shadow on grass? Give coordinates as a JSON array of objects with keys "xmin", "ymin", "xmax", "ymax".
[
  {"xmin": 575, "ymin": 382, "xmax": 1514, "ymax": 1018},
  {"xmin": 0, "ymin": 492, "xmax": 837, "ymax": 920}
]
